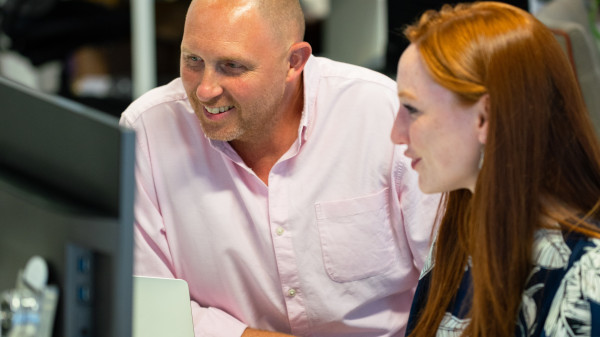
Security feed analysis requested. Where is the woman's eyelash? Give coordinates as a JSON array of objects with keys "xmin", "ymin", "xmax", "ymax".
[{"xmin": 404, "ymin": 104, "xmax": 419, "ymax": 114}]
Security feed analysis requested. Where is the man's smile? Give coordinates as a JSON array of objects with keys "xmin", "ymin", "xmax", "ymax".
[{"xmin": 204, "ymin": 105, "xmax": 235, "ymax": 114}]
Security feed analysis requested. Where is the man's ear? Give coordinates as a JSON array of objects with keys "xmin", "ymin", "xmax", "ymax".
[
  {"xmin": 286, "ymin": 42, "xmax": 312, "ymax": 82},
  {"xmin": 476, "ymin": 94, "xmax": 490, "ymax": 144}
]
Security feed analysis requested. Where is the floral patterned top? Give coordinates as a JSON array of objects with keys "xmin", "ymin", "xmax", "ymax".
[{"xmin": 405, "ymin": 228, "xmax": 600, "ymax": 336}]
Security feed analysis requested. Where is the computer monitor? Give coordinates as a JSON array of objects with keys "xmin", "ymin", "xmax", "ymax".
[{"xmin": 0, "ymin": 76, "xmax": 135, "ymax": 336}]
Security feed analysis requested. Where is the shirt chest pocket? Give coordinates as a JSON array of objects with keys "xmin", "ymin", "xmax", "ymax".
[{"xmin": 314, "ymin": 188, "xmax": 397, "ymax": 283}]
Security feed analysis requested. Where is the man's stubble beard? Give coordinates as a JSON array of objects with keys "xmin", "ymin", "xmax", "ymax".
[{"xmin": 189, "ymin": 90, "xmax": 284, "ymax": 143}]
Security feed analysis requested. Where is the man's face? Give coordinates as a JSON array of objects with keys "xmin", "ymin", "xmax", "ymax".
[{"xmin": 180, "ymin": 1, "xmax": 291, "ymax": 143}]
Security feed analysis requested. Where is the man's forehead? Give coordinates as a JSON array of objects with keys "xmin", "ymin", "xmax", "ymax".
[
  {"xmin": 187, "ymin": 0, "xmax": 263, "ymax": 28},
  {"xmin": 190, "ymin": 0, "xmax": 257, "ymax": 13},
  {"xmin": 185, "ymin": 1, "xmax": 282, "ymax": 47}
]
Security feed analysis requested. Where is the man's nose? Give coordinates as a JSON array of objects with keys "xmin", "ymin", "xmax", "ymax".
[{"xmin": 196, "ymin": 69, "xmax": 223, "ymax": 101}]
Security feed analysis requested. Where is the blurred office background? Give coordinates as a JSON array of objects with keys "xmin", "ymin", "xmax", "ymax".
[{"xmin": 0, "ymin": 0, "xmax": 598, "ymax": 123}]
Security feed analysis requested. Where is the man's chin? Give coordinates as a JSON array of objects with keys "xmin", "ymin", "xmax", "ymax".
[{"xmin": 200, "ymin": 126, "xmax": 241, "ymax": 142}]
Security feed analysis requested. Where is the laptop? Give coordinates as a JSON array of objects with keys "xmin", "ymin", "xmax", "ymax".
[{"xmin": 133, "ymin": 276, "xmax": 195, "ymax": 337}]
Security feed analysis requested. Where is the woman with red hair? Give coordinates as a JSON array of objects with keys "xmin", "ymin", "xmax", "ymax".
[{"xmin": 391, "ymin": 2, "xmax": 600, "ymax": 336}]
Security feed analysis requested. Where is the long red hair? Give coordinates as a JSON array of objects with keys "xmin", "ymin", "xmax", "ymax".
[{"xmin": 404, "ymin": 2, "xmax": 600, "ymax": 336}]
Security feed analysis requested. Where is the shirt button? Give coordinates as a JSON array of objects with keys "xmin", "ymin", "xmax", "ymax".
[
  {"xmin": 288, "ymin": 288, "xmax": 297, "ymax": 297},
  {"xmin": 276, "ymin": 227, "xmax": 285, "ymax": 236}
]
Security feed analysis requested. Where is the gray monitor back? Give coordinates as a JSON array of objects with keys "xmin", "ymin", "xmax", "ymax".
[{"xmin": 0, "ymin": 76, "xmax": 135, "ymax": 337}]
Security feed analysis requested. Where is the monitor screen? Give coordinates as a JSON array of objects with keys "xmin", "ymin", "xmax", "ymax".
[{"xmin": 0, "ymin": 76, "xmax": 135, "ymax": 336}]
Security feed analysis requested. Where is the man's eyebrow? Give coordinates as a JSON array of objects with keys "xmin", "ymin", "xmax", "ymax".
[
  {"xmin": 180, "ymin": 48, "xmax": 253, "ymax": 65},
  {"xmin": 181, "ymin": 46, "xmax": 194, "ymax": 54}
]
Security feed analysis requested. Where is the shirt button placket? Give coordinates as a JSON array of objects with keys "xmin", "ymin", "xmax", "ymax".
[{"xmin": 269, "ymin": 168, "xmax": 309, "ymax": 335}]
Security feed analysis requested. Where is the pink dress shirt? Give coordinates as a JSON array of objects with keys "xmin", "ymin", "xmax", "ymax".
[{"xmin": 120, "ymin": 56, "xmax": 440, "ymax": 337}]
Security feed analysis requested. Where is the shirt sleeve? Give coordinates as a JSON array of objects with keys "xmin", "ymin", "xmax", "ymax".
[
  {"xmin": 121, "ymin": 115, "xmax": 249, "ymax": 337},
  {"xmin": 391, "ymin": 146, "xmax": 442, "ymax": 271}
]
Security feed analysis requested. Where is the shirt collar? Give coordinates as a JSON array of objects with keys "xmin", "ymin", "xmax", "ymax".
[{"xmin": 301, "ymin": 55, "xmax": 319, "ymax": 143}]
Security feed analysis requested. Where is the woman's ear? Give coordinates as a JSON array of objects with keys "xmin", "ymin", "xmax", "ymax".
[
  {"xmin": 286, "ymin": 42, "xmax": 312, "ymax": 82},
  {"xmin": 476, "ymin": 94, "xmax": 490, "ymax": 144}
]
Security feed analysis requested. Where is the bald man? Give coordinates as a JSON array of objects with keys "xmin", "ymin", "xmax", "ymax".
[{"xmin": 120, "ymin": 0, "xmax": 439, "ymax": 336}]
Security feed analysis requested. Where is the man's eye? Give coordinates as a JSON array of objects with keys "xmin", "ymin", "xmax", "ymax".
[
  {"xmin": 184, "ymin": 55, "xmax": 202, "ymax": 65},
  {"xmin": 221, "ymin": 62, "xmax": 246, "ymax": 75},
  {"xmin": 224, "ymin": 62, "xmax": 245, "ymax": 72},
  {"xmin": 189, "ymin": 54, "xmax": 203, "ymax": 61}
]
